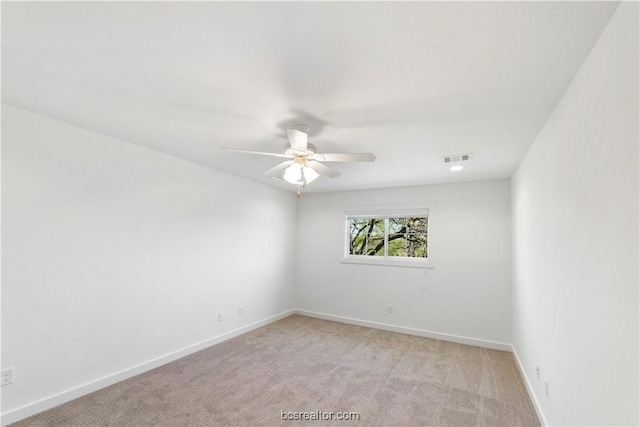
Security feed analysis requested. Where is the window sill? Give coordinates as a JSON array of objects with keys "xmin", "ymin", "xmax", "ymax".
[{"xmin": 341, "ymin": 256, "xmax": 434, "ymax": 269}]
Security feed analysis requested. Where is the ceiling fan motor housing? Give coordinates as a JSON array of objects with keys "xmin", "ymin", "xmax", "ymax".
[{"xmin": 284, "ymin": 142, "xmax": 317, "ymax": 157}]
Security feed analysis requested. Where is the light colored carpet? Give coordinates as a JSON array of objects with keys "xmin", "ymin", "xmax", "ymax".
[{"xmin": 10, "ymin": 314, "xmax": 539, "ymax": 426}]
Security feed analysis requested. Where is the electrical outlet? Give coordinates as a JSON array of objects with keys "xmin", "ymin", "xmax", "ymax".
[
  {"xmin": 387, "ymin": 305, "xmax": 393, "ymax": 314},
  {"xmin": 218, "ymin": 312, "xmax": 224, "ymax": 322},
  {"xmin": 535, "ymin": 365, "xmax": 541, "ymax": 380},
  {"xmin": 1, "ymin": 368, "xmax": 14, "ymax": 386},
  {"xmin": 544, "ymin": 378, "xmax": 549, "ymax": 397},
  {"xmin": 239, "ymin": 306, "xmax": 244, "ymax": 316}
]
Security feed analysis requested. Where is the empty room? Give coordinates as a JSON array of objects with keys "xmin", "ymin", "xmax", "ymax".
[{"xmin": 1, "ymin": 1, "xmax": 638, "ymax": 426}]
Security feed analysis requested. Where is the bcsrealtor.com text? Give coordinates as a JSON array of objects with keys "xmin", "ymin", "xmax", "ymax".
[{"xmin": 281, "ymin": 410, "xmax": 361, "ymax": 421}]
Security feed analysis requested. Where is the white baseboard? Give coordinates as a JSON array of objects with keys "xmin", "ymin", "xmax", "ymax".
[
  {"xmin": 511, "ymin": 345, "xmax": 547, "ymax": 427},
  {"xmin": 294, "ymin": 309, "xmax": 512, "ymax": 352},
  {"xmin": 0, "ymin": 309, "xmax": 295, "ymax": 426}
]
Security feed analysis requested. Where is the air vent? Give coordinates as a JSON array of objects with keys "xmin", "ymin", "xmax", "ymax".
[{"xmin": 443, "ymin": 153, "xmax": 472, "ymax": 163}]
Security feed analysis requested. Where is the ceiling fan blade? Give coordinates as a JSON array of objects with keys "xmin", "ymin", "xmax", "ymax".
[
  {"xmin": 286, "ymin": 129, "xmax": 308, "ymax": 151},
  {"xmin": 310, "ymin": 153, "xmax": 376, "ymax": 162},
  {"xmin": 307, "ymin": 161, "xmax": 341, "ymax": 178},
  {"xmin": 220, "ymin": 147, "xmax": 289, "ymax": 158},
  {"xmin": 262, "ymin": 160, "xmax": 293, "ymax": 176}
]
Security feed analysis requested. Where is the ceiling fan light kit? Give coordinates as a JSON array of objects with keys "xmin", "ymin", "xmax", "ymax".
[
  {"xmin": 283, "ymin": 158, "xmax": 320, "ymax": 186},
  {"xmin": 221, "ymin": 124, "xmax": 376, "ymax": 196}
]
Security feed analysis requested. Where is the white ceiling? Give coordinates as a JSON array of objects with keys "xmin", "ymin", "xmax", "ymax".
[{"xmin": 2, "ymin": 1, "xmax": 619, "ymax": 193}]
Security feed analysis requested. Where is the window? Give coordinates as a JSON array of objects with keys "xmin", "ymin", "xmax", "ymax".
[{"xmin": 343, "ymin": 207, "xmax": 432, "ymax": 268}]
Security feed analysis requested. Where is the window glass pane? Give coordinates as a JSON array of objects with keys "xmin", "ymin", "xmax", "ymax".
[
  {"xmin": 349, "ymin": 218, "xmax": 365, "ymax": 255},
  {"xmin": 388, "ymin": 218, "xmax": 405, "ymax": 233},
  {"xmin": 387, "ymin": 237, "xmax": 407, "ymax": 257},
  {"xmin": 405, "ymin": 234, "xmax": 427, "ymax": 258},
  {"xmin": 406, "ymin": 217, "xmax": 427, "ymax": 233},
  {"xmin": 388, "ymin": 217, "xmax": 428, "ymax": 258},
  {"xmin": 368, "ymin": 219, "xmax": 385, "ymax": 237},
  {"xmin": 365, "ymin": 235, "xmax": 385, "ymax": 256},
  {"xmin": 349, "ymin": 218, "xmax": 384, "ymax": 255}
]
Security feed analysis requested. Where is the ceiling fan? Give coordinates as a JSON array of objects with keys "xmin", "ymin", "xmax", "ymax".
[{"xmin": 221, "ymin": 125, "xmax": 376, "ymax": 195}]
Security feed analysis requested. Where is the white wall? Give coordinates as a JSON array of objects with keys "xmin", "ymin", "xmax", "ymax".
[
  {"xmin": 511, "ymin": 2, "xmax": 639, "ymax": 426},
  {"xmin": 295, "ymin": 180, "xmax": 512, "ymax": 347},
  {"xmin": 1, "ymin": 104, "xmax": 297, "ymax": 421}
]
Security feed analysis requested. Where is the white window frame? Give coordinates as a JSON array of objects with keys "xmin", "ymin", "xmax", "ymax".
[{"xmin": 342, "ymin": 205, "xmax": 434, "ymax": 269}]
